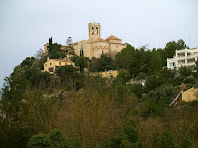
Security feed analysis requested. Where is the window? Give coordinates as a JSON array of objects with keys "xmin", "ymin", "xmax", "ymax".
[
  {"xmin": 59, "ymin": 62, "xmax": 61, "ymax": 65},
  {"xmin": 50, "ymin": 63, "xmax": 51, "ymax": 65},
  {"xmin": 45, "ymin": 64, "xmax": 47, "ymax": 66},
  {"xmin": 65, "ymin": 63, "xmax": 67, "ymax": 65},
  {"xmin": 96, "ymin": 27, "xmax": 98, "ymax": 34},
  {"xmin": 169, "ymin": 62, "xmax": 175, "ymax": 67},
  {"xmin": 48, "ymin": 67, "xmax": 54, "ymax": 72},
  {"xmin": 92, "ymin": 27, "xmax": 94, "ymax": 34}
]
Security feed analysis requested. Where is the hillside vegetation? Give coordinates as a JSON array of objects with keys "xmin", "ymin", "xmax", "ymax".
[{"xmin": 1, "ymin": 39, "xmax": 198, "ymax": 148}]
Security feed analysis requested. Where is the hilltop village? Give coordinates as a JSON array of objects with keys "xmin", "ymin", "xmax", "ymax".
[
  {"xmin": 43, "ymin": 22, "xmax": 126, "ymax": 77},
  {"xmin": 44, "ymin": 22, "xmax": 127, "ymax": 58},
  {"xmin": 1, "ymin": 22, "xmax": 198, "ymax": 148},
  {"xmin": 42, "ymin": 22, "xmax": 198, "ymax": 94}
]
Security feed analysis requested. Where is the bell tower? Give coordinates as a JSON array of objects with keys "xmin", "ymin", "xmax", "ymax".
[{"xmin": 88, "ymin": 22, "xmax": 101, "ymax": 41}]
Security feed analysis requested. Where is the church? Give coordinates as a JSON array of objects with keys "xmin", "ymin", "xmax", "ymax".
[
  {"xmin": 72, "ymin": 22, "xmax": 127, "ymax": 58},
  {"xmin": 44, "ymin": 22, "xmax": 127, "ymax": 59}
]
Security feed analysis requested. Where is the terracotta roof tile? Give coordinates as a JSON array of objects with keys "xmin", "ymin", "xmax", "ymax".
[
  {"xmin": 54, "ymin": 59, "xmax": 74, "ymax": 63},
  {"xmin": 87, "ymin": 37, "xmax": 105, "ymax": 43},
  {"xmin": 105, "ymin": 35, "xmax": 121, "ymax": 41},
  {"xmin": 92, "ymin": 37, "xmax": 105, "ymax": 43},
  {"xmin": 87, "ymin": 39, "xmax": 92, "ymax": 43}
]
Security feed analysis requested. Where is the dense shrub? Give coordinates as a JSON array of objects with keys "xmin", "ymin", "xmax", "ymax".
[
  {"xmin": 149, "ymin": 97, "xmax": 167, "ymax": 116},
  {"xmin": 130, "ymin": 83, "xmax": 143, "ymax": 98},
  {"xmin": 183, "ymin": 75, "xmax": 195, "ymax": 84},
  {"xmin": 192, "ymin": 120, "xmax": 198, "ymax": 140},
  {"xmin": 106, "ymin": 120, "xmax": 141, "ymax": 148},
  {"xmin": 91, "ymin": 141, "xmax": 100, "ymax": 148},
  {"xmin": 182, "ymin": 133, "xmax": 191, "ymax": 148},
  {"xmin": 144, "ymin": 75, "xmax": 161, "ymax": 93},
  {"xmin": 28, "ymin": 129, "xmax": 81, "ymax": 148},
  {"xmin": 28, "ymin": 134, "xmax": 51, "ymax": 148},
  {"xmin": 152, "ymin": 130, "xmax": 177, "ymax": 148}
]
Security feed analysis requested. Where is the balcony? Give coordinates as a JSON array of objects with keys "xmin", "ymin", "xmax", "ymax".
[
  {"xmin": 187, "ymin": 54, "xmax": 195, "ymax": 58},
  {"xmin": 176, "ymin": 54, "xmax": 196, "ymax": 60},
  {"xmin": 177, "ymin": 62, "xmax": 195, "ymax": 68},
  {"xmin": 185, "ymin": 62, "xmax": 195, "ymax": 66},
  {"xmin": 177, "ymin": 56, "xmax": 185, "ymax": 60}
]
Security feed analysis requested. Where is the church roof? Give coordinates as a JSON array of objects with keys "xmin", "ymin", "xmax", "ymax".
[
  {"xmin": 87, "ymin": 37, "xmax": 105, "ymax": 43},
  {"xmin": 105, "ymin": 35, "xmax": 121, "ymax": 41},
  {"xmin": 92, "ymin": 37, "xmax": 105, "ymax": 43},
  {"xmin": 54, "ymin": 59, "xmax": 74, "ymax": 63}
]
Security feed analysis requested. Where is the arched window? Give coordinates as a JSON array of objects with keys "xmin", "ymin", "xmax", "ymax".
[
  {"xmin": 96, "ymin": 27, "xmax": 98, "ymax": 34},
  {"xmin": 92, "ymin": 27, "xmax": 94, "ymax": 34}
]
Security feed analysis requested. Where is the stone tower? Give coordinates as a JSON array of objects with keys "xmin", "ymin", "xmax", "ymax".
[{"xmin": 88, "ymin": 22, "xmax": 101, "ymax": 41}]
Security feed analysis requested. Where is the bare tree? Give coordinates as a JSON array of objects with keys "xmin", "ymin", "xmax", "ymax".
[{"xmin": 35, "ymin": 48, "xmax": 45, "ymax": 59}]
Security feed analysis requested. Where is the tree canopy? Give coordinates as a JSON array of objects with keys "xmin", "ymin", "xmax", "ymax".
[
  {"xmin": 1, "ymin": 38, "xmax": 198, "ymax": 148},
  {"xmin": 165, "ymin": 39, "xmax": 188, "ymax": 58}
]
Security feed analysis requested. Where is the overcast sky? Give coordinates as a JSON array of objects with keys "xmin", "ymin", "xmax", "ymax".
[{"xmin": 0, "ymin": 0, "xmax": 198, "ymax": 88}]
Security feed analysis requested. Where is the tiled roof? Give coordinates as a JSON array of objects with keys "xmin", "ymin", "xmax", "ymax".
[
  {"xmin": 105, "ymin": 35, "xmax": 121, "ymax": 41},
  {"xmin": 54, "ymin": 59, "xmax": 74, "ymax": 63},
  {"xmin": 87, "ymin": 37, "xmax": 105, "ymax": 43},
  {"xmin": 92, "ymin": 37, "xmax": 105, "ymax": 43},
  {"xmin": 87, "ymin": 40, "xmax": 92, "ymax": 43}
]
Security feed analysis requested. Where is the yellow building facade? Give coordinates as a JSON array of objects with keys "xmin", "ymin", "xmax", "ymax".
[
  {"xmin": 43, "ymin": 58, "xmax": 75, "ymax": 74},
  {"xmin": 182, "ymin": 87, "xmax": 198, "ymax": 102}
]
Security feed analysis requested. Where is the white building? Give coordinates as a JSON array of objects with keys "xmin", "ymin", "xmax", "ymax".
[{"xmin": 167, "ymin": 47, "xmax": 198, "ymax": 70}]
